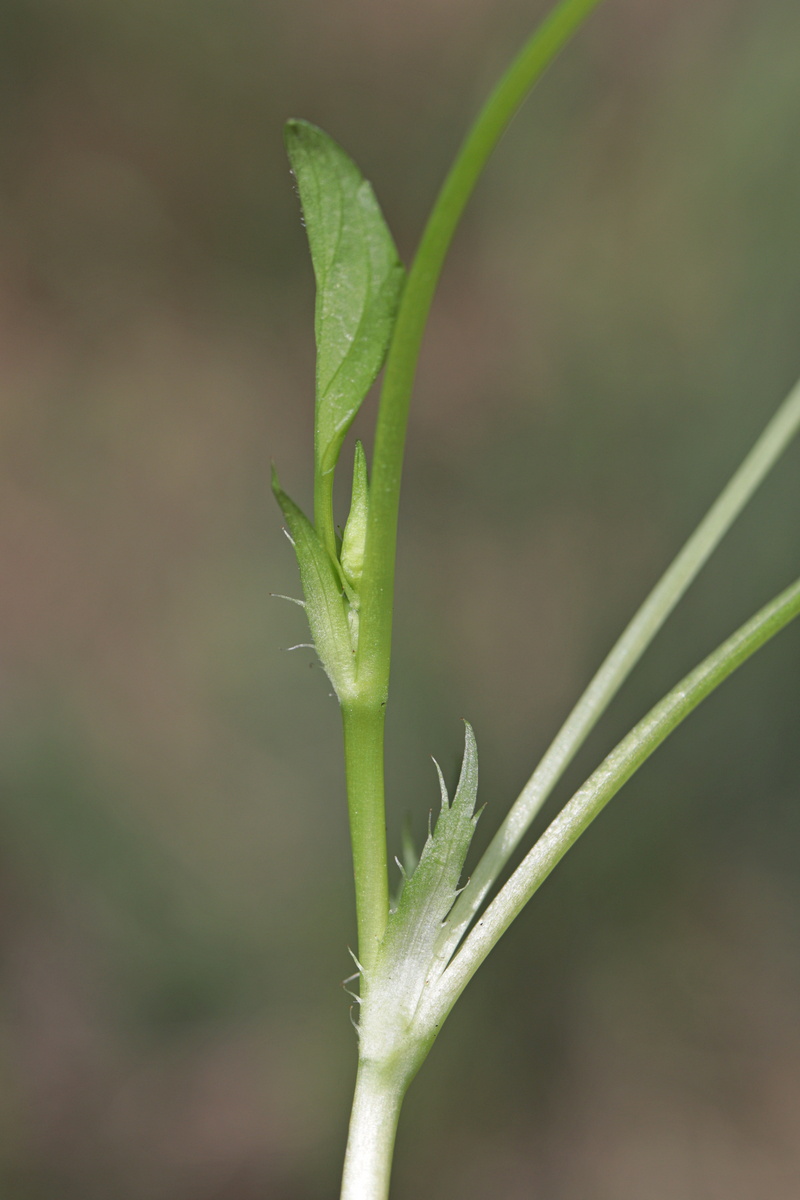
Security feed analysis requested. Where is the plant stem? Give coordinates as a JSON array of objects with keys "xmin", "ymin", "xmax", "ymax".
[
  {"xmin": 339, "ymin": 4, "xmax": 608, "ymax": 1187},
  {"xmin": 357, "ymin": 0, "xmax": 605, "ymax": 701},
  {"xmin": 441, "ymin": 373, "xmax": 800, "ymax": 958},
  {"xmin": 422, "ymin": 573, "xmax": 800, "ymax": 1026},
  {"xmin": 340, "ymin": 1058, "xmax": 409, "ymax": 1200},
  {"xmin": 342, "ymin": 701, "xmax": 390, "ymax": 971}
]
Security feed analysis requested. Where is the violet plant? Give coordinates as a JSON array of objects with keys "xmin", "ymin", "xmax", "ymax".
[{"xmin": 273, "ymin": 1, "xmax": 800, "ymax": 1194}]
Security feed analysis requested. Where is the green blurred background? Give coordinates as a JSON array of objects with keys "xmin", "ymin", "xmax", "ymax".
[{"xmin": 1, "ymin": 0, "xmax": 799, "ymax": 1196}]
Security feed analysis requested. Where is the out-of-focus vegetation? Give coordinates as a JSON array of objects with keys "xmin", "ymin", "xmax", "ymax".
[{"xmin": 0, "ymin": 1, "xmax": 799, "ymax": 1196}]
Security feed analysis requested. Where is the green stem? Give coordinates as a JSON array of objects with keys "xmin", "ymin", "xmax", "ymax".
[
  {"xmin": 441, "ymin": 373, "xmax": 800, "ymax": 961},
  {"xmin": 342, "ymin": 702, "xmax": 390, "ymax": 970},
  {"xmin": 357, "ymin": 0, "xmax": 605, "ymax": 698},
  {"xmin": 421, "ymin": 573, "xmax": 800, "ymax": 1027},
  {"xmin": 341, "ymin": 0, "xmax": 604, "ymax": 1003}
]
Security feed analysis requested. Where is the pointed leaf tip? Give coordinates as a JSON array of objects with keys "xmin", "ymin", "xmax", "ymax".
[{"xmin": 384, "ymin": 725, "xmax": 481, "ymax": 951}]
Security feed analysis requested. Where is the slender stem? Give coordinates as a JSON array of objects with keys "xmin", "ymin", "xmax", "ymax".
[
  {"xmin": 342, "ymin": 0, "xmax": 605, "ymax": 997},
  {"xmin": 356, "ymin": 0, "xmax": 606, "ymax": 699},
  {"xmin": 342, "ymin": 702, "xmax": 390, "ymax": 970},
  {"xmin": 339, "ymin": 11, "xmax": 607, "ymax": 1191},
  {"xmin": 421, "ymin": 574, "xmax": 800, "ymax": 1026},
  {"xmin": 340, "ymin": 1058, "xmax": 409, "ymax": 1200},
  {"xmin": 441, "ymin": 374, "xmax": 800, "ymax": 958}
]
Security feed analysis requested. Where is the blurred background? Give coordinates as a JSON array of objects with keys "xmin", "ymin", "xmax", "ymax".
[{"xmin": 1, "ymin": 0, "xmax": 799, "ymax": 1195}]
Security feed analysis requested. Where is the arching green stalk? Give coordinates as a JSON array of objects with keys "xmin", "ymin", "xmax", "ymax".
[{"xmin": 356, "ymin": 0, "xmax": 606, "ymax": 701}]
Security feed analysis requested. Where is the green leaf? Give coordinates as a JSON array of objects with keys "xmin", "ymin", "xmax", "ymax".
[
  {"xmin": 283, "ymin": 119, "xmax": 405, "ymax": 491},
  {"xmin": 271, "ymin": 466, "xmax": 356, "ymax": 701},
  {"xmin": 374, "ymin": 724, "xmax": 480, "ymax": 1014}
]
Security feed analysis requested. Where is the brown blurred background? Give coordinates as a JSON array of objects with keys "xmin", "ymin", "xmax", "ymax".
[{"xmin": 1, "ymin": 0, "xmax": 800, "ymax": 1196}]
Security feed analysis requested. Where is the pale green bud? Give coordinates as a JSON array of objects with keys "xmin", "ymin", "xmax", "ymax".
[{"xmin": 340, "ymin": 441, "xmax": 370, "ymax": 592}]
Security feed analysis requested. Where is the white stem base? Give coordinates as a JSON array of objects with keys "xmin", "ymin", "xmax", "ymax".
[{"xmin": 340, "ymin": 1058, "xmax": 408, "ymax": 1200}]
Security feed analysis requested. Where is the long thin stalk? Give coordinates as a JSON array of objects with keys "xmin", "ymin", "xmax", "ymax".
[
  {"xmin": 356, "ymin": 0, "xmax": 605, "ymax": 701},
  {"xmin": 441, "ymin": 374, "xmax": 800, "ymax": 960},
  {"xmin": 421, "ymin": 574, "xmax": 800, "ymax": 1027}
]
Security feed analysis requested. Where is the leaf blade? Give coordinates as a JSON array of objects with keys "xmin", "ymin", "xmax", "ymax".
[{"xmin": 284, "ymin": 119, "xmax": 405, "ymax": 485}]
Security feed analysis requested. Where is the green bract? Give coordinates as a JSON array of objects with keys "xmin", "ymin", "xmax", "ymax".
[
  {"xmin": 284, "ymin": 119, "xmax": 405, "ymax": 558},
  {"xmin": 357, "ymin": 724, "xmax": 481, "ymax": 1077},
  {"xmin": 271, "ymin": 467, "xmax": 356, "ymax": 702},
  {"xmin": 388, "ymin": 724, "xmax": 479, "ymax": 941}
]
